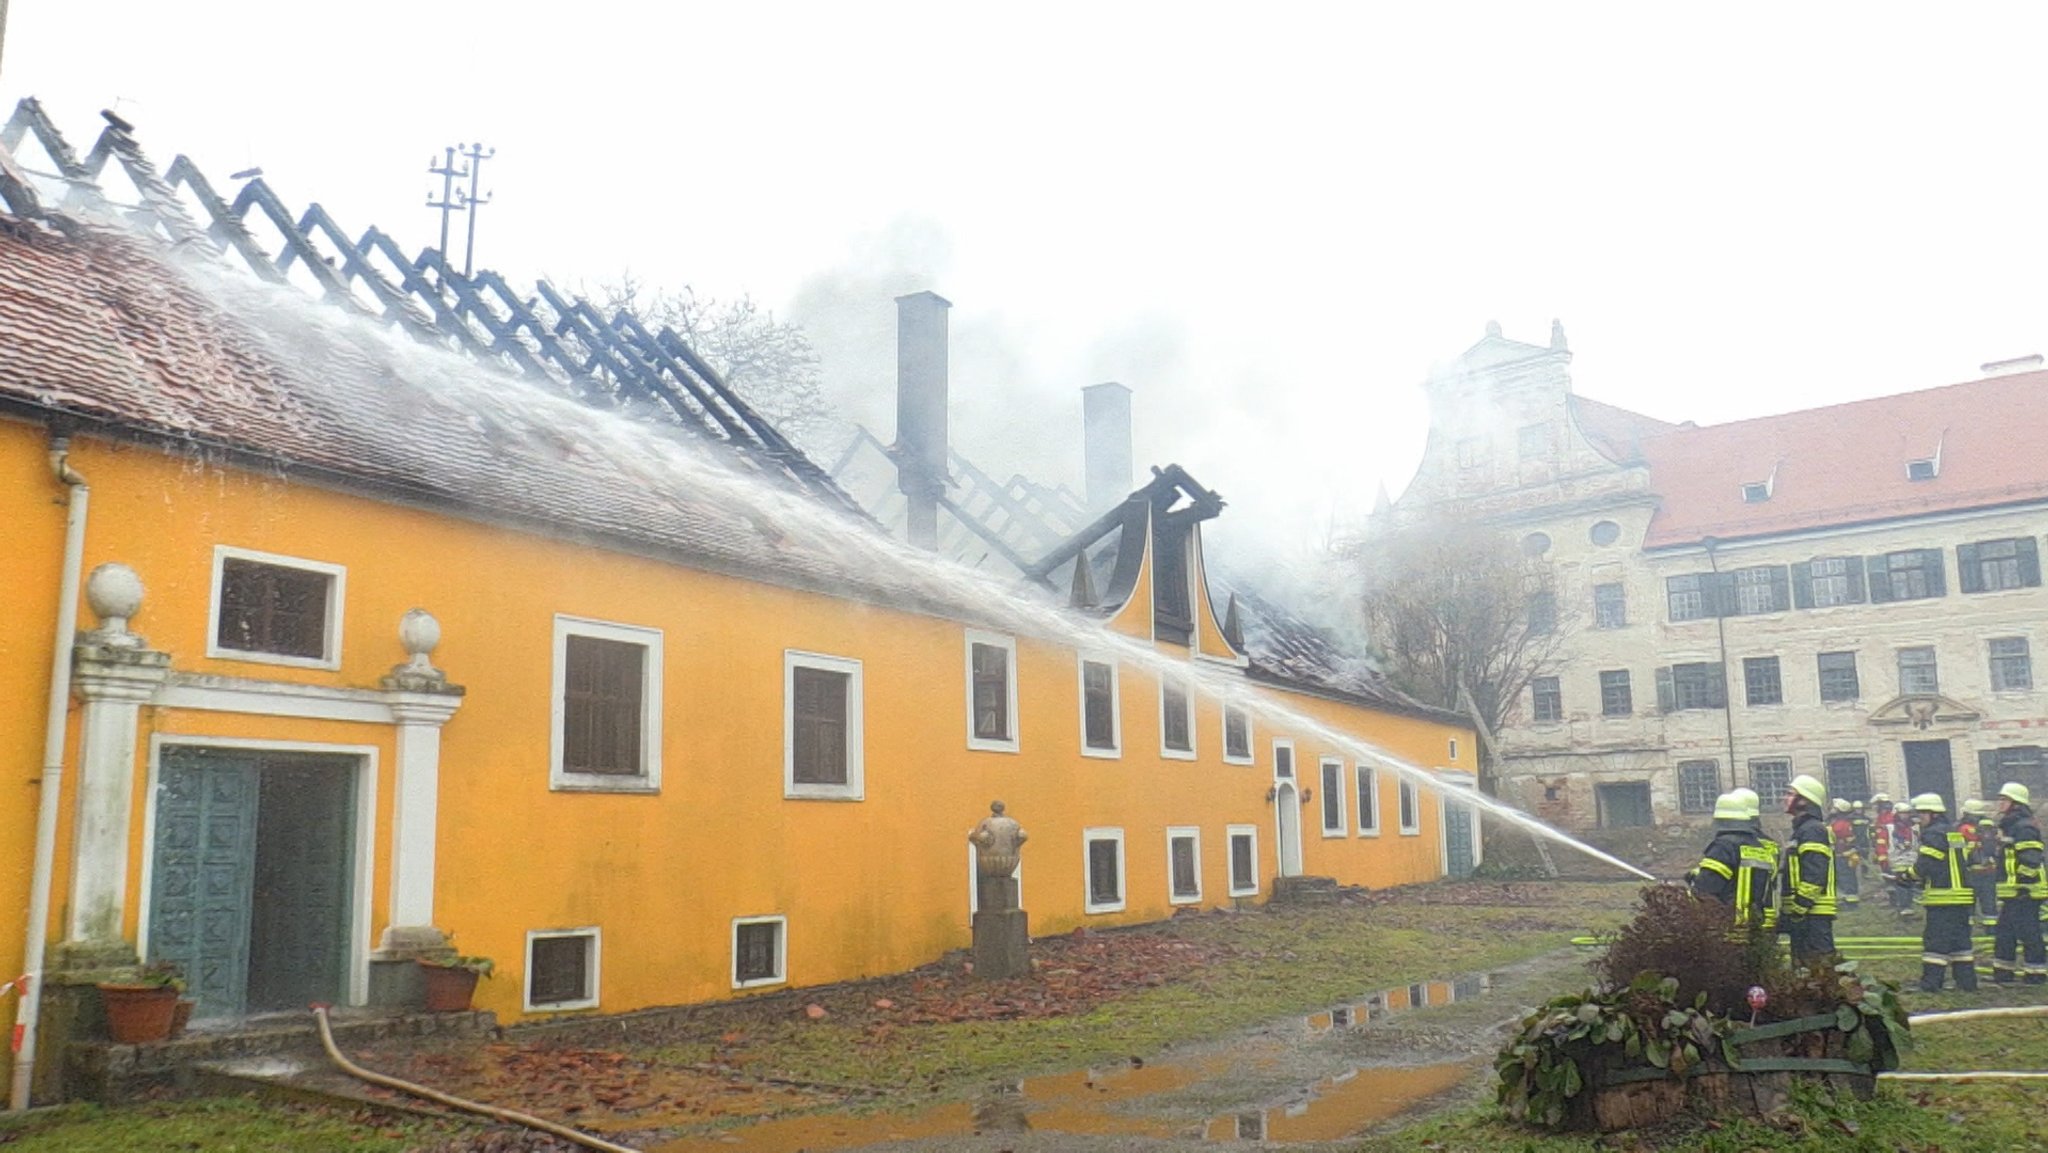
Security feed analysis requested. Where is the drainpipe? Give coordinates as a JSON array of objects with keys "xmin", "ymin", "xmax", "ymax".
[
  {"xmin": 1704, "ymin": 537, "xmax": 1738, "ymax": 797},
  {"xmin": 12, "ymin": 435, "xmax": 89, "ymax": 1110}
]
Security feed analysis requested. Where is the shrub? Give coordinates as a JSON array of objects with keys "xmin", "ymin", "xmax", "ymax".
[{"xmin": 1592, "ymin": 883, "xmax": 1778, "ymax": 1016}]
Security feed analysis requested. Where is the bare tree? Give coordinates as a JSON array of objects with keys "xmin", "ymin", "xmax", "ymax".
[
  {"xmin": 1345, "ymin": 515, "xmax": 1563, "ymax": 795},
  {"xmin": 596, "ymin": 275, "xmax": 835, "ymax": 450}
]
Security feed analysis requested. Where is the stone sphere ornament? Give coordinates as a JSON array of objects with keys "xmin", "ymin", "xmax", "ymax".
[
  {"xmin": 398, "ymin": 608, "xmax": 442, "ymax": 667},
  {"xmin": 84, "ymin": 562, "xmax": 145, "ymax": 641}
]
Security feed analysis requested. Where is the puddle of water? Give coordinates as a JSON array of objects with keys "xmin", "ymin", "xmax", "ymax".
[{"xmin": 652, "ymin": 970, "xmax": 1502, "ymax": 1151}]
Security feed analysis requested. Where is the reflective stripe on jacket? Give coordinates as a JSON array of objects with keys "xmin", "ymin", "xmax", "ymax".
[
  {"xmin": 1998, "ymin": 809, "xmax": 2048, "ymax": 900},
  {"xmin": 1782, "ymin": 812, "xmax": 1837, "ymax": 918},
  {"xmin": 1916, "ymin": 816, "xmax": 1975, "ymax": 906}
]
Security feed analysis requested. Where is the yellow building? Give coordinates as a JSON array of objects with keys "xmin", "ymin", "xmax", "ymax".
[{"xmin": 0, "ymin": 102, "xmax": 1475, "ymax": 1102}]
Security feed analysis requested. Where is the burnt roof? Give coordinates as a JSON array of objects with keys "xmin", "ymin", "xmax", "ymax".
[{"xmin": 0, "ymin": 98, "xmax": 861, "ymax": 518}]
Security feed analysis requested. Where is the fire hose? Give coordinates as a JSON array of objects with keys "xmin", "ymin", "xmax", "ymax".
[
  {"xmin": 1877, "ymin": 1004, "xmax": 2048, "ymax": 1083},
  {"xmin": 312, "ymin": 1005, "xmax": 639, "ymax": 1153}
]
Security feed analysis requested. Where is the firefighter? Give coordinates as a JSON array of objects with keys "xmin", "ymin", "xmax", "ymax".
[
  {"xmin": 1851, "ymin": 799, "xmax": 1874, "ymax": 869},
  {"xmin": 1993, "ymin": 783, "xmax": 2047, "ymax": 985},
  {"xmin": 1689, "ymin": 792, "xmax": 1775, "ymax": 927},
  {"xmin": 1830, "ymin": 799, "xmax": 1861, "ymax": 907},
  {"xmin": 1964, "ymin": 799, "xmax": 2001, "ymax": 927},
  {"xmin": 1729, "ymin": 787, "xmax": 1778, "ymax": 930},
  {"xmin": 1872, "ymin": 793, "xmax": 1896, "ymax": 875},
  {"xmin": 1780, "ymin": 775, "xmax": 1837, "ymax": 963},
  {"xmin": 1898, "ymin": 793, "xmax": 1978, "ymax": 992},
  {"xmin": 1887, "ymin": 798, "xmax": 1920, "ymax": 917}
]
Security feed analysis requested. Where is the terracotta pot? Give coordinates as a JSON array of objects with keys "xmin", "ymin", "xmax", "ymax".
[
  {"xmin": 419, "ymin": 962, "xmax": 480, "ymax": 1012},
  {"xmin": 98, "ymin": 983, "xmax": 179, "ymax": 1044},
  {"xmin": 169, "ymin": 998, "xmax": 195, "ymax": 1039}
]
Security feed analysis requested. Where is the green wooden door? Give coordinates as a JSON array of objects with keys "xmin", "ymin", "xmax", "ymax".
[
  {"xmin": 149, "ymin": 748, "xmax": 358, "ymax": 1019},
  {"xmin": 246, "ymin": 758, "xmax": 356, "ymax": 1013},
  {"xmin": 1444, "ymin": 800, "xmax": 1476, "ymax": 878},
  {"xmin": 149, "ymin": 748, "xmax": 259, "ymax": 1019}
]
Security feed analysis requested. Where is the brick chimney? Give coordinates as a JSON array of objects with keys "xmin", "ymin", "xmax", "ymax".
[
  {"xmin": 1081, "ymin": 382, "xmax": 1133, "ymax": 514},
  {"xmin": 894, "ymin": 291, "xmax": 951, "ymax": 549}
]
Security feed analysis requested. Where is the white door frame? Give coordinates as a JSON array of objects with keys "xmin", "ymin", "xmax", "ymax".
[{"xmin": 1274, "ymin": 782, "xmax": 1303, "ymax": 878}]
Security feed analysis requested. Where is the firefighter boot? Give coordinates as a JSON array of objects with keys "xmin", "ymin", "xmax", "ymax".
[
  {"xmin": 1952, "ymin": 956, "xmax": 1980, "ymax": 992},
  {"xmin": 1920, "ymin": 960, "xmax": 1948, "ymax": 993}
]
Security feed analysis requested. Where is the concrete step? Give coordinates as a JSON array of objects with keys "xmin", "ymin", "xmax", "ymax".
[{"xmin": 67, "ymin": 1007, "xmax": 497, "ymax": 1103}]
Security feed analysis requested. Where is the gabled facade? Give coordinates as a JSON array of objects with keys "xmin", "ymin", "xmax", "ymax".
[
  {"xmin": 0, "ymin": 104, "xmax": 1475, "ymax": 1102},
  {"xmin": 1396, "ymin": 323, "xmax": 2048, "ymax": 831}
]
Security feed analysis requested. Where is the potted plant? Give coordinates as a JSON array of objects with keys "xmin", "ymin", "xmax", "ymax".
[
  {"xmin": 98, "ymin": 961, "xmax": 185, "ymax": 1044},
  {"xmin": 418, "ymin": 949, "xmax": 493, "ymax": 1012}
]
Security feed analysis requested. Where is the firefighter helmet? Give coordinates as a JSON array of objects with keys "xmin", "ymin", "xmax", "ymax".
[
  {"xmin": 1730, "ymin": 787, "xmax": 1761, "ymax": 819},
  {"xmin": 2000, "ymin": 782, "xmax": 2033, "ymax": 807},
  {"xmin": 1788, "ymin": 775, "xmax": 1827, "ymax": 809},
  {"xmin": 1910, "ymin": 792, "xmax": 1947, "ymax": 814},
  {"xmin": 1713, "ymin": 792, "xmax": 1748, "ymax": 820}
]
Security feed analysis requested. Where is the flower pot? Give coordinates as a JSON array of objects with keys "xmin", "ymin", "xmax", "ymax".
[
  {"xmin": 169, "ymin": 998, "xmax": 196, "ymax": 1039},
  {"xmin": 98, "ymin": 983, "xmax": 179, "ymax": 1044},
  {"xmin": 419, "ymin": 962, "xmax": 480, "ymax": 1012}
]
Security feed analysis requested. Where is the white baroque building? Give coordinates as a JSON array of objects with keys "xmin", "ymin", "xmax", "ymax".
[{"xmin": 1393, "ymin": 323, "xmax": 2048, "ymax": 831}]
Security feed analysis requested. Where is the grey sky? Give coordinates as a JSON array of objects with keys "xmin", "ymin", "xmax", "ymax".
[{"xmin": 8, "ymin": 2, "xmax": 2048, "ymax": 560}]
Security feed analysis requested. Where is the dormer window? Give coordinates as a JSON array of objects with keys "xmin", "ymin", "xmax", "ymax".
[
  {"xmin": 1906, "ymin": 458, "xmax": 1938, "ymax": 481},
  {"xmin": 1741, "ymin": 482, "xmax": 1771, "ymax": 504}
]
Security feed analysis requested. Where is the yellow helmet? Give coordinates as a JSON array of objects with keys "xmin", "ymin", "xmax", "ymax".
[
  {"xmin": 1910, "ymin": 792, "xmax": 1947, "ymax": 814},
  {"xmin": 2001, "ymin": 782, "xmax": 2033, "ymax": 807},
  {"xmin": 1713, "ymin": 792, "xmax": 1748, "ymax": 821},
  {"xmin": 1788, "ymin": 774, "xmax": 1827, "ymax": 809},
  {"xmin": 1730, "ymin": 787, "xmax": 1761, "ymax": 819}
]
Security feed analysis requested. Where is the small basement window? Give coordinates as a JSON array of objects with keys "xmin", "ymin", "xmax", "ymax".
[
  {"xmin": 209, "ymin": 547, "xmax": 345, "ymax": 668},
  {"xmin": 524, "ymin": 928, "xmax": 600, "ymax": 1011},
  {"xmin": 1083, "ymin": 828, "xmax": 1126, "ymax": 914},
  {"xmin": 1167, "ymin": 827, "xmax": 1202, "ymax": 904},
  {"xmin": 731, "ymin": 916, "xmax": 787, "ymax": 989},
  {"xmin": 1741, "ymin": 481, "xmax": 1771, "ymax": 503},
  {"xmin": 1227, "ymin": 824, "xmax": 1259, "ymax": 897},
  {"xmin": 1906, "ymin": 458, "xmax": 1938, "ymax": 481}
]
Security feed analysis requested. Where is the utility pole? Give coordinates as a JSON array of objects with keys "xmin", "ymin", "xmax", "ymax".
[
  {"xmin": 425, "ymin": 146, "xmax": 467, "ymax": 267},
  {"xmin": 457, "ymin": 142, "xmax": 493, "ymax": 278},
  {"xmin": 425, "ymin": 142, "xmax": 494, "ymax": 277}
]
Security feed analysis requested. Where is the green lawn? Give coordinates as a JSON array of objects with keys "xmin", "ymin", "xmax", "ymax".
[
  {"xmin": 1353, "ymin": 888, "xmax": 2048, "ymax": 1151},
  {"xmin": 0, "ymin": 1096, "xmax": 463, "ymax": 1152}
]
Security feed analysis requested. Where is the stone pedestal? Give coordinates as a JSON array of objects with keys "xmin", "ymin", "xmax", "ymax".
[
  {"xmin": 34, "ymin": 943, "xmax": 143, "ymax": 1106},
  {"xmin": 972, "ymin": 908, "xmax": 1030, "ymax": 980},
  {"xmin": 368, "ymin": 925, "xmax": 452, "ymax": 1011}
]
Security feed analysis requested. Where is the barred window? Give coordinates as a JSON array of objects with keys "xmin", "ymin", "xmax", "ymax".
[
  {"xmin": 1678, "ymin": 761, "xmax": 1720, "ymax": 815},
  {"xmin": 1593, "ymin": 583, "xmax": 1627, "ymax": 629},
  {"xmin": 1531, "ymin": 676, "xmax": 1563, "ymax": 723},
  {"xmin": 1990, "ymin": 637, "xmax": 2033, "ymax": 692},
  {"xmin": 1742, "ymin": 657, "xmax": 1783, "ymax": 706},
  {"xmin": 1825, "ymin": 755, "xmax": 1871, "ymax": 803},
  {"xmin": 1818, "ymin": 651, "xmax": 1860, "ymax": 702},
  {"xmin": 1599, "ymin": 670, "xmax": 1632, "ymax": 717},
  {"xmin": 1749, "ymin": 758, "xmax": 1792, "ymax": 802},
  {"xmin": 1898, "ymin": 646, "xmax": 1939, "ymax": 695}
]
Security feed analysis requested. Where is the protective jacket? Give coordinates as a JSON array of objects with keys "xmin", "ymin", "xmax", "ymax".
[
  {"xmin": 1690, "ymin": 821, "xmax": 1777, "ymax": 926},
  {"xmin": 1873, "ymin": 815, "xmax": 1895, "ymax": 870},
  {"xmin": 1781, "ymin": 811, "xmax": 1837, "ymax": 918},
  {"xmin": 1915, "ymin": 815, "xmax": 1976, "ymax": 906},
  {"xmin": 1997, "ymin": 806, "xmax": 2048, "ymax": 900}
]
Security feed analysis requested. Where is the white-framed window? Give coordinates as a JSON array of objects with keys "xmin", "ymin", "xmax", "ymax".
[
  {"xmin": 1160, "ymin": 677, "xmax": 1195, "ymax": 759},
  {"xmin": 1222, "ymin": 703, "xmax": 1253, "ymax": 764},
  {"xmin": 1355, "ymin": 763, "xmax": 1380, "ymax": 835},
  {"xmin": 524, "ymin": 927, "xmax": 600, "ymax": 1011},
  {"xmin": 551, "ymin": 615, "xmax": 663, "ymax": 793},
  {"xmin": 1398, "ymin": 778, "xmax": 1421, "ymax": 835},
  {"xmin": 784, "ymin": 651, "xmax": 864, "ymax": 800},
  {"xmin": 1273, "ymin": 738, "xmax": 1296, "ymax": 781},
  {"xmin": 207, "ymin": 545, "xmax": 346, "ymax": 670},
  {"xmin": 1077, "ymin": 655, "xmax": 1121, "ymax": 758},
  {"xmin": 1083, "ymin": 827, "xmax": 1126, "ymax": 914},
  {"xmin": 731, "ymin": 915, "xmax": 788, "ymax": 990},
  {"xmin": 1166, "ymin": 826, "xmax": 1202, "ymax": 905},
  {"xmin": 1226, "ymin": 824, "xmax": 1259, "ymax": 897},
  {"xmin": 967, "ymin": 843, "xmax": 1023, "ymax": 914},
  {"xmin": 1319, "ymin": 756, "xmax": 1347, "ymax": 836},
  {"xmin": 965, "ymin": 629, "xmax": 1020, "ymax": 752}
]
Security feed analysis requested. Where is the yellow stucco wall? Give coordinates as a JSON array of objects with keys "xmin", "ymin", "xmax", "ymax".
[{"xmin": 0, "ymin": 420, "xmax": 1474, "ymax": 1041}]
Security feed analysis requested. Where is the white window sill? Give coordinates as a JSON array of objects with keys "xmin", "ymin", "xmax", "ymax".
[
  {"xmin": 1162, "ymin": 748, "xmax": 1197, "ymax": 761},
  {"xmin": 1222, "ymin": 754, "xmax": 1254, "ymax": 766},
  {"xmin": 784, "ymin": 786, "xmax": 864, "ymax": 801},
  {"xmin": 1084, "ymin": 901, "xmax": 1126, "ymax": 915},
  {"xmin": 1169, "ymin": 891, "xmax": 1202, "ymax": 906},
  {"xmin": 1320, "ymin": 826, "xmax": 1347, "ymax": 839},
  {"xmin": 1081, "ymin": 745, "xmax": 1123, "ymax": 760},
  {"xmin": 967, "ymin": 738, "xmax": 1020, "ymax": 754},
  {"xmin": 733, "ymin": 975, "xmax": 787, "ymax": 991},
  {"xmin": 1399, "ymin": 826, "xmax": 1422, "ymax": 837},
  {"xmin": 1356, "ymin": 826, "xmax": 1381, "ymax": 838},
  {"xmin": 550, "ymin": 775, "xmax": 660, "ymax": 795}
]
